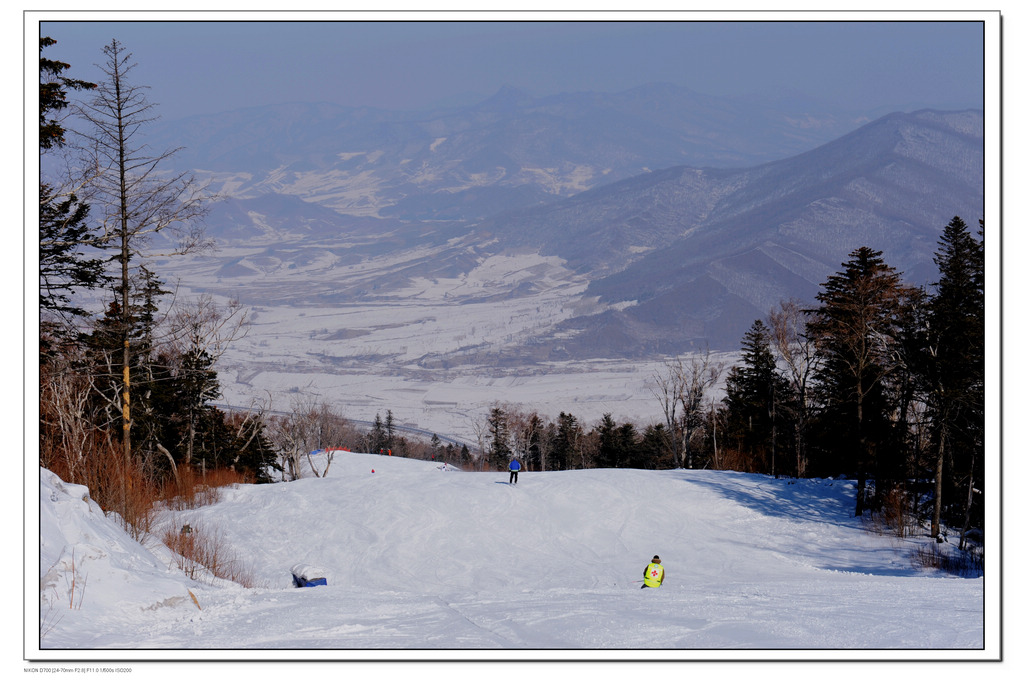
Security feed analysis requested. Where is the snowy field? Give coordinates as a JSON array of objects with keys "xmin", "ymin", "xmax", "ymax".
[
  {"xmin": 33, "ymin": 451, "xmax": 994, "ymax": 669},
  {"xmin": 216, "ymin": 356, "xmax": 696, "ymax": 448},
  {"xmin": 158, "ymin": 245, "xmax": 740, "ymax": 446}
]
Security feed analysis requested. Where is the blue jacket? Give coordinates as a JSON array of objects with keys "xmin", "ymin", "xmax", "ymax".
[{"xmin": 509, "ymin": 459, "xmax": 522, "ymax": 471}]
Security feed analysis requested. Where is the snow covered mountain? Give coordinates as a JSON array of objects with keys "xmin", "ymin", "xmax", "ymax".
[
  {"xmin": 486, "ymin": 109, "xmax": 984, "ymax": 353},
  {"xmin": 166, "ymin": 108, "xmax": 982, "ymax": 356},
  {"xmin": 149, "ymin": 83, "xmax": 868, "ymax": 222}
]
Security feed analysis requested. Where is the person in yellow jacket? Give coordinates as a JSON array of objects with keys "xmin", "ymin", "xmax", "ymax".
[{"xmin": 641, "ymin": 555, "xmax": 664, "ymax": 589}]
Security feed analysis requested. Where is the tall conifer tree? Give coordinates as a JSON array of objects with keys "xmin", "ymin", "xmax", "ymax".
[
  {"xmin": 925, "ymin": 216, "xmax": 984, "ymax": 540},
  {"xmin": 39, "ymin": 37, "xmax": 104, "ymax": 340},
  {"xmin": 724, "ymin": 319, "xmax": 789, "ymax": 475},
  {"xmin": 807, "ymin": 247, "xmax": 912, "ymax": 515}
]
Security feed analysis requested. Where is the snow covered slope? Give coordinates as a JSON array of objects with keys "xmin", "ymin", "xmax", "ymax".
[{"xmin": 32, "ymin": 455, "xmax": 989, "ymax": 660}]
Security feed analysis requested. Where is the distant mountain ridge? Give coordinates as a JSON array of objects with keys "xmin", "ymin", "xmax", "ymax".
[
  {"xmin": 153, "ymin": 92, "xmax": 982, "ymax": 362},
  {"xmin": 150, "ymin": 82, "xmax": 870, "ymax": 222},
  {"xmin": 480, "ymin": 109, "xmax": 983, "ymax": 354}
]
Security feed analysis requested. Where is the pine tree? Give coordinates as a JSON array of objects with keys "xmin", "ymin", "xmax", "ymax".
[
  {"xmin": 39, "ymin": 37, "xmax": 104, "ymax": 342},
  {"xmin": 487, "ymin": 406, "xmax": 511, "ymax": 469},
  {"xmin": 369, "ymin": 413, "xmax": 386, "ymax": 454},
  {"xmin": 924, "ymin": 216, "xmax": 984, "ymax": 541},
  {"xmin": 616, "ymin": 421, "xmax": 639, "ymax": 468},
  {"xmin": 637, "ymin": 423, "xmax": 672, "ymax": 469},
  {"xmin": 384, "ymin": 409, "xmax": 396, "ymax": 452},
  {"xmin": 595, "ymin": 414, "xmax": 620, "ymax": 468},
  {"xmin": 39, "ymin": 37, "xmax": 96, "ymax": 150},
  {"xmin": 807, "ymin": 247, "xmax": 913, "ymax": 515},
  {"xmin": 176, "ymin": 347, "xmax": 221, "ymax": 466},
  {"xmin": 552, "ymin": 412, "xmax": 582, "ymax": 471},
  {"xmin": 39, "ymin": 186, "xmax": 105, "ymax": 327},
  {"xmin": 526, "ymin": 413, "xmax": 547, "ymax": 471},
  {"xmin": 724, "ymin": 319, "xmax": 790, "ymax": 476}
]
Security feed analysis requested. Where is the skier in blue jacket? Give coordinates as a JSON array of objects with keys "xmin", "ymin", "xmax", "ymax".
[{"xmin": 508, "ymin": 457, "xmax": 522, "ymax": 485}]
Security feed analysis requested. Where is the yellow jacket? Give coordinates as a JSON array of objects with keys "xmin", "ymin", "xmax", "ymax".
[{"xmin": 643, "ymin": 561, "xmax": 664, "ymax": 588}]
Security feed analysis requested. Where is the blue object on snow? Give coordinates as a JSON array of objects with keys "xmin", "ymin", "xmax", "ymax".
[
  {"xmin": 291, "ymin": 563, "xmax": 327, "ymax": 587},
  {"xmin": 292, "ymin": 574, "xmax": 327, "ymax": 588}
]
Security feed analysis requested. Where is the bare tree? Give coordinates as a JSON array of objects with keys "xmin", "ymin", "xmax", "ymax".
[
  {"xmin": 650, "ymin": 360, "xmax": 684, "ymax": 468},
  {"xmin": 530, "ymin": 417, "xmax": 553, "ymax": 472},
  {"xmin": 501, "ymin": 402, "xmax": 544, "ymax": 469},
  {"xmin": 678, "ymin": 349, "xmax": 722, "ymax": 469},
  {"xmin": 72, "ymin": 39, "xmax": 209, "ymax": 464},
  {"xmin": 164, "ymin": 295, "xmax": 249, "ymax": 466},
  {"xmin": 768, "ymin": 299, "xmax": 819, "ymax": 478},
  {"xmin": 40, "ymin": 346, "xmax": 101, "ymax": 482},
  {"xmin": 651, "ymin": 349, "xmax": 722, "ymax": 468},
  {"xmin": 270, "ymin": 394, "xmax": 349, "ymax": 479},
  {"xmin": 471, "ymin": 416, "xmax": 492, "ymax": 470},
  {"xmin": 168, "ymin": 294, "xmax": 249, "ymax": 361}
]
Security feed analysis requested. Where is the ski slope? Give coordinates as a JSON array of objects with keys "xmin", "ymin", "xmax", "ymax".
[{"xmin": 33, "ymin": 452, "xmax": 990, "ymax": 664}]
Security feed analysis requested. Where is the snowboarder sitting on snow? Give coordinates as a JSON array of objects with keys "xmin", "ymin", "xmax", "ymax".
[
  {"xmin": 641, "ymin": 555, "xmax": 664, "ymax": 589},
  {"xmin": 508, "ymin": 457, "xmax": 522, "ymax": 485}
]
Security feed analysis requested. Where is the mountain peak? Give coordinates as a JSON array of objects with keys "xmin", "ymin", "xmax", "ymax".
[{"xmin": 476, "ymin": 85, "xmax": 534, "ymax": 111}]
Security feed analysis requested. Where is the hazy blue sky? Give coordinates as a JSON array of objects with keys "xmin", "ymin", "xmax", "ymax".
[{"xmin": 37, "ymin": 17, "xmax": 986, "ymax": 121}]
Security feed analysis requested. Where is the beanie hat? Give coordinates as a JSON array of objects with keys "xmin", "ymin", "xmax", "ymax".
[{"xmin": 652, "ymin": 555, "xmax": 661, "ymax": 563}]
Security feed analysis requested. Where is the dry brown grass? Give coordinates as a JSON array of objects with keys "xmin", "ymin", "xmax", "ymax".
[
  {"xmin": 61, "ymin": 440, "xmax": 160, "ymax": 541},
  {"xmin": 161, "ymin": 466, "xmax": 252, "ymax": 511},
  {"xmin": 913, "ymin": 542, "xmax": 984, "ymax": 577},
  {"xmin": 161, "ymin": 521, "xmax": 265, "ymax": 588},
  {"xmin": 873, "ymin": 484, "xmax": 913, "ymax": 538}
]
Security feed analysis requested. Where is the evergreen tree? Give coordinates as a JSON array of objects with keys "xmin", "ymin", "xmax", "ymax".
[
  {"xmin": 82, "ymin": 267, "xmax": 171, "ymax": 476},
  {"xmin": 807, "ymin": 247, "xmax": 913, "ymax": 515},
  {"xmin": 636, "ymin": 423, "xmax": 673, "ymax": 469},
  {"xmin": 39, "ymin": 36, "xmax": 96, "ymax": 150},
  {"xmin": 487, "ymin": 406, "xmax": 511, "ymax": 469},
  {"xmin": 884, "ymin": 285, "xmax": 929, "ymax": 488},
  {"xmin": 368, "ymin": 413, "xmax": 386, "ymax": 453},
  {"xmin": 525, "ymin": 413, "xmax": 546, "ymax": 471},
  {"xmin": 593, "ymin": 415, "xmax": 640, "ymax": 469},
  {"xmin": 39, "ymin": 37, "xmax": 104, "ymax": 341},
  {"xmin": 616, "ymin": 421, "xmax": 639, "ymax": 468},
  {"xmin": 924, "ymin": 217, "xmax": 985, "ymax": 540},
  {"xmin": 552, "ymin": 412, "xmax": 582, "ymax": 470},
  {"xmin": 595, "ymin": 414, "xmax": 621, "ymax": 468},
  {"xmin": 175, "ymin": 347, "xmax": 221, "ymax": 466},
  {"xmin": 39, "ymin": 185, "xmax": 105, "ymax": 328},
  {"xmin": 384, "ymin": 409, "xmax": 396, "ymax": 452},
  {"xmin": 724, "ymin": 320, "xmax": 790, "ymax": 475}
]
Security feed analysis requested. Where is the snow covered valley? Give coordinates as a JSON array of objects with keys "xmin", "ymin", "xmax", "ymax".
[{"xmin": 159, "ymin": 243, "xmax": 732, "ymax": 445}]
